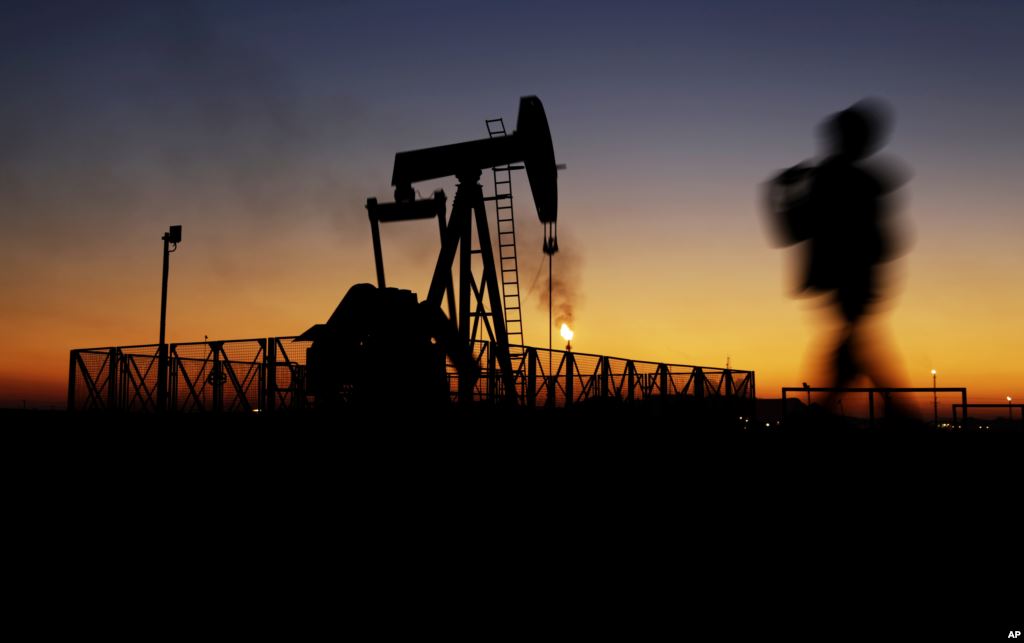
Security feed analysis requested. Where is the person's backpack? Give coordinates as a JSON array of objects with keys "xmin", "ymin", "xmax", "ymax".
[{"xmin": 765, "ymin": 162, "xmax": 816, "ymax": 247}]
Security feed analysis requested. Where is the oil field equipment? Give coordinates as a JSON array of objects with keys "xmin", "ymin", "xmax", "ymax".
[
  {"xmin": 68, "ymin": 97, "xmax": 757, "ymax": 416},
  {"xmin": 301, "ymin": 96, "xmax": 560, "ymax": 407}
]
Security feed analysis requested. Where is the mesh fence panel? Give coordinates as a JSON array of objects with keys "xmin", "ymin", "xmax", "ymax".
[
  {"xmin": 70, "ymin": 339, "xmax": 754, "ymax": 411},
  {"xmin": 570, "ymin": 353, "xmax": 601, "ymax": 404},
  {"xmin": 120, "ymin": 346, "xmax": 160, "ymax": 412},
  {"xmin": 270, "ymin": 338, "xmax": 311, "ymax": 410},
  {"xmin": 71, "ymin": 349, "xmax": 115, "ymax": 411}
]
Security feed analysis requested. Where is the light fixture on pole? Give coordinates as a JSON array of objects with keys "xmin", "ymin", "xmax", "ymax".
[
  {"xmin": 157, "ymin": 225, "xmax": 182, "ymax": 412},
  {"xmin": 931, "ymin": 369, "xmax": 938, "ymax": 427}
]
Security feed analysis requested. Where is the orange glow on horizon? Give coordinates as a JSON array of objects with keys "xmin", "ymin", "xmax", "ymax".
[{"xmin": 2, "ymin": 149, "xmax": 1023, "ymax": 409}]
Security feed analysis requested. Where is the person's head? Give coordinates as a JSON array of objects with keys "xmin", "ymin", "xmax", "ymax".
[{"xmin": 821, "ymin": 98, "xmax": 892, "ymax": 160}]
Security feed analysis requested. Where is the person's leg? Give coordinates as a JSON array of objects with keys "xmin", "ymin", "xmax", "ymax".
[{"xmin": 823, "ymin": 321, "xmax": 859, "ymax": 411}]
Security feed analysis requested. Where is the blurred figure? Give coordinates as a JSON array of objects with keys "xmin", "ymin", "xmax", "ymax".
[{"xmin": 766, "ymin": 99, "xmax": 912, "ymax": 415}]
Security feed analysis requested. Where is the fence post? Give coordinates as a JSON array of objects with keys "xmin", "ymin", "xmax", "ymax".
[
  {"xmin": 211, "ymin": 341, "xmax": 223, "ymax": 413},
  {"xmin": 693, "ymin": 367, "xmax": 704, "ymax": 400},
  {"xmin": 256, "ymin": 338, "xmax": 266, "ymax": 414},
  {"xmin": 266, "ymin": 338, "xmax": 277, "ymax": 413},
  {"xmin": 627, "ymin": 361, "xmax": 635, "ymax": 402},
  {"xmin": 545, "ymin": 352, "xmax": 557, "ymax": 407},
  {"xmin": 960, "ymin": 389, "xmax": 968, "ymax": 430},
  {"xmin": 168, "ymin": 344, "xmax": 178, "ymax": 412},
  {"xmin": 601, "ymin": 357, "xmax": 609, "ymax": 398},
  {"xmin": 107, "ymin": 348, "xmax": 118, "ymax": 411},
  {"xmin": 488, "ymin": 342, "xmax": 496, "ymax": 402},
  {"xmin": 67, "ymin": 351, "xmax": 77, "ymax": 411},
  {"xmin": 659, "ymin": 364, "xmax": 668, "ymax": 397},
  {"xmin": 564, "ymin": 351, "xmax": 574, "ymax": 406},
  {"xmin": 527, "ymin": 348, "xmax": 537, "ymax": 408}
]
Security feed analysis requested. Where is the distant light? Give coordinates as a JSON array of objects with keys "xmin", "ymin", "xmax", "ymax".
[
  {"xmin": 931, "ymin": 369, "xmax": 937, "ymax": 376},
  {"xmin": 1008, "ymin": 396, "xmax": 1013, "ymax": 403}
]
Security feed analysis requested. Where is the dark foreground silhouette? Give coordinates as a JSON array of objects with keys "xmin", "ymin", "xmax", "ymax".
[{"xmin": 767, "ymin": 98, "xmax": 913, "ymax": 416}]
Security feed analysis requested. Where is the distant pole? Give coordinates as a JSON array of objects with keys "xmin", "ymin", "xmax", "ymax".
[
  {"xmin": 1009, "ymin": 396, "xmax": 1013, "ymax": 422},
  {"xmin": 932, "ymin": 369, "xmax": 938, "ymax": 427},
  {"xmin": 157, "ymin": 225, "xmax": 182, "ymax": 413}
]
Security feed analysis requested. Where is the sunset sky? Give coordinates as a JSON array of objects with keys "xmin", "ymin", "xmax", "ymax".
[{"xmin": 2, "ymin": 1, "xmax": 1022, "ymax": 408}]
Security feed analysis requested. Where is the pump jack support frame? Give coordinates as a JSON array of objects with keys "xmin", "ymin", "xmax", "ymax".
[{"xmin": 367, "ymin": 174, "xmax": 518, "ymax": 404}]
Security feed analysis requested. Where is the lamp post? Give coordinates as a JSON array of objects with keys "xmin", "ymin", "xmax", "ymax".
[
  {"xmin": 1009, "ymin": 396, "xmax": 1014, "ymax": 422},
  {"xmin": 931, "ymin": 369, "xmax": 938, "ymax": 427},
  {"xmin": 157, "ymin": 225, "xmax": 182, "ymax": 412}
]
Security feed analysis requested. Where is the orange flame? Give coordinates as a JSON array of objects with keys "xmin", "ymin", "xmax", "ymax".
[{"xmin": 560, "ymin": 323, "xmax": 574, "ymax": 342}]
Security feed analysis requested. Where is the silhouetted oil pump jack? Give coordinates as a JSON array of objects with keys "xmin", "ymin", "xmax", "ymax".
[{"xmin": 300, "ymin": 96, "xmax": 560, "ymax": 408}]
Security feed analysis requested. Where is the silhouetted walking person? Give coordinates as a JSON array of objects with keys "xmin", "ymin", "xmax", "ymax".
[{"xmin": 767, "ymin": 99, "xmax": 910, "ymax": 414}]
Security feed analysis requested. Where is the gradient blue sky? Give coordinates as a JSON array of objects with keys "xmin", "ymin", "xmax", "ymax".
[{"xmin": 2, "ymin": 0, "xmax": 1022, "ymax": 406}]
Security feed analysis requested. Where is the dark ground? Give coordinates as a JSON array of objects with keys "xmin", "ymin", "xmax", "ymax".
[{"xmin": 2, "ymin": 405, "xmax": 1019, "ymax": 638}]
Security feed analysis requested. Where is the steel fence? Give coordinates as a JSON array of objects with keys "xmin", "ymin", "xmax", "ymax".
[{"xmin": 70, "ymin": 338, "xmax": 754, "ymax": 412}]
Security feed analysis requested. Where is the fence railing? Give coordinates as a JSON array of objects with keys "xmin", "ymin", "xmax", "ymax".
[
  {"xmin": 69, "ymin": 338, "xmax": 754, "ymax": 412},
  {"xmin": 951, "ymin": 403, "xmax": 1024, "ymax": 429},
  {"xmin": 781, "ymin": 386, "xmax": 969, "ymax": 427},
  {"xmin": 460, "ymin": 342, "xmax": 754, "ymax": 408}
]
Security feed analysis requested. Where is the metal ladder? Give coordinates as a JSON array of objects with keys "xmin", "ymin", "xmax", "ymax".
[{"xmin": 485, "ymin": 117, "xmax": 525, "ymax": 354}]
